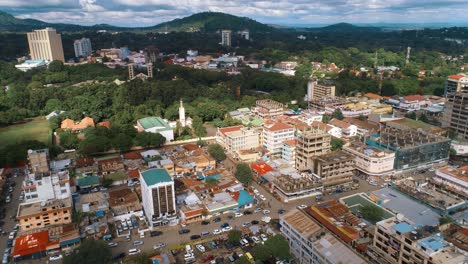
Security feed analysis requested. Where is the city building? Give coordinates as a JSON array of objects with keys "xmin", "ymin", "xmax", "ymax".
[
  {"xmin": 262, "ymin": 122, "xmax": 295, "ymax": 155},
  {"xmin": 221, "ymin": 30, "xmax": 232, "ymax": 47},
  {"xmin": 373, "ymin": 216, "xmax": 466, "ymax": 264},
  {"xmin": 281, "ymin": 139, "xmax": 296, "ymax": 167},
  {"xmin": 239, "ymin": 29, "xmax": 250, "ymax": 40},
  {"xmin": 328, "ymin": 119, "xmax": 358, "ymax": 138},
  {"xmin": 444, "ymin": 73, "xmax": 468, "ymax": 96},
  {"xmin": 295, "ymin": 128, "xmax": 331, "ymax": 171},
  {"xmin": 433, "ymin": 166, "xmax": 468, "ymax": 197},
  {"xmin": 216, "ymin": 125, "xmax": 260, "ymax": 152},
  {"xmin": 313, "ymin": 151, "xmax": 355, "ymax": 190},
  {"xmin": 15, "ymin": 60, "xmax": 48, "ymax": 72},
  {"xmin": 108, "ymin": 188, "xmax": 142, "ymax": 216},
  {"xmin": 307, "ymin": 80, "xmax": 336, "ymax": 101},
  {"xmin": 28, "ymin": 149, "xmax": 50, "ymax": 175},
  {"xmin": 366, "ymin": 127, "xmax": 451, "ymax": 170},
  {"xmin": 450, "ymin": 140, "xmax": 468, "ymax": 155},
  {"xmin": 385, "ymin": 95, "xmax": 431, "ymax": 112},
  {"xmin": 442, "ymin": 92, "xmax": 468, "ymax": 140},
  {"xmin": 136, "ymin": 117, "xmax": 174, "ymax": 142},
  {"xmin": 343, "ymin": 141, "xmax": 395, "ymax": 176},
  {"xmin": 22, "ymin": 170, "xmax": 71, "ymax": 203},
  {"xmin": 27, "ymin": 28, "xmax": 65, "ymax": 62},
  {"xmin": 280, "ymin": 209, "xmax": 367, "ymax": 264},
  {"xmin": 255, "ymin": 99, "xmax": 284, "ymax": 118},
  {"xmin": 140, "ymin": 168, "xmax": 176, "ymax": 227},
  {"xmin": 308, "ymin": 96, "xmax": 347, "ymax": 114},
  {"xmin": 73, "ymin": 38, "xmax": 92, "ymax": 58},
  {"xmin": 272, "ymin": 173, "xmax": 323, "ymax": 203},
  {"xmin": 60, "ymin": 117, "xmax": 95, "ymax": 132},
  {"xmin": 17, "ymin": 198, "xmax": 72, "ymax": 232}
]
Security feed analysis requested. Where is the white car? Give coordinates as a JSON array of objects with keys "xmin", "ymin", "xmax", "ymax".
[
  {"xmin": 195, "ymin": 244, "xmax": 206, "ymax": 253},
  {"xmin": 8, "ymin": 232, "xmax": 15, "ymax": 240},
  {"xmin": 153, "ymin": 243, "xmax": 166, "ymax": 250},
  {"xmin": 253, "ymin": 188, "xmax": 259, "ymax": 195},
  {"xmin": 254, "ymin": 208, "xmax": 262, "ymax": 213},
  {"xmin": 49, "ymin": 255, "xmax": 63, "ymax": 261},
  {"xmin": 260, "ymin": 234, "xmax": 268, "ymax": 241},
  {"xmin": 222, "ymin": 226, "xmax": 232, "ymax": 232},
  {"xmin": 235, "ymin": 212, "xmax": 243, "ymax": 218},
  {"xmin": 298, "ymin": 204, "xmax": 307, "ymax": 209},
  {"xmin": 133, "ymin": 240, "xmax": 144, "ymax": 246},
  {"xmin": 128, "ymin": 248, "xmax": 141, "ymax": 255},
  {"xmin": 213, "ymin": 229, "xmax": 222, "ymax": 235},
  {"xmin": 108, "ymin": 242, "xmax": 118, "ymax": 248},
  {"xmin": 251, "ymin": 236, "xmax": 261, "ymax": 244},
  {"xmin": 262, "ymin": 210, "xmax": 270, "ymax": 214},
  {"xmin": 259, "ymin": 194, "xmax": 266, "ymax": 201}
]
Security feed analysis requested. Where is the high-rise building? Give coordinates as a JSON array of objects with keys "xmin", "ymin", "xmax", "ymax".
[
  {"xmin": 239, "ymin": 29, "xmax": 249, "ymax": 40},
  {"xmin": 221, "ymin": 30, "xmax": 232, "ymax": 47},
  {"xmin": 442, "ymin": 92, "xmax": 468, "ymax": 140},
  {"xmin": 262, "ymin": 122, "xmax": 295, "ymax": 155},
  {"xmin": 444, "ymin": 74, "xmax": 468, "ymax": 96},
  {"xmin": 295, "ymin": 128, "xmax": 331, "ymax": 171},
  {"xmin": 27, "ymin": 28, "xmax": 65, "ymax": 62},
  {"xmin": 140, "ymin": 168, "xmax": 176, "ymax": 227},
  {"xmin": 307, "ymin": 79, "xmax": 336, "ymax": 101},
  {"xmin": 73, "ymin": 37, "xmax": 92, "ymax": 58},
  {"xmin": 312, "ymin": 150, "xmax": 355, "ymax": 190},
  {"xmin": 145, "ymin": 46, "xmax": 160, "ymax": 63}
]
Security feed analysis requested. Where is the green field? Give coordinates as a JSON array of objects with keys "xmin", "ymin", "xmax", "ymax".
[{"xmin": 0, "ymin": 118, "xmax": 51, "ymax": 145}]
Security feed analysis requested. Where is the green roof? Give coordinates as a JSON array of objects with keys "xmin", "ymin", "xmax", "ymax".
[
  {"xmin": 77, "ymin": 175, "xmax": 100, "ymax": 188},
  {"xmin": 138, "ymin": 117, "xmax": 172, "ymax": 131},
  {"xmin": 141, "ymin": 168, "xmax": 172, "ymax": 186}
]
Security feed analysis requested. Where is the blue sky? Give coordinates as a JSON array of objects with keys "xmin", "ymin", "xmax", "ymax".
[{"xmin": 1, "ymin": 0, "xmax": 468, "ymax": 27}]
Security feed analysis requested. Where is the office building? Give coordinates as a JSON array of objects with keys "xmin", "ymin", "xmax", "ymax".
[
  {"xmin": 216, "ymin": 125, "xmax": 260, "ymax": 152},
  {"xmin": 73, "ymin": 38, "xmax": 92, "ymax": 58},
  {"xmin": 442, "ymin": 92, "xmax": 468, "ymax": 140},
  {"xmin": 444, "ymin": 73, "xmax": 468, "ymax": 96},
  {"xmin": 140, "ymin": 168, "xmax": 176, "ymax": 227},
  {"xmin": 272, "ymin": 173, "xmax": 323, "ymax": 203},
  {"xmin": 262, "ymin": 122, "xmax": 295, "ymax": 155},
  {"xmin": 307, "ymin": 80, "xmax": 336, "ymax": 101},
  {"xmin": 221, "ymin": 30, "xmax": 232, "ymax": 47},
  {"xmin": 295, "ymin": 128, "xmax": 331, "ymax": 171},
  {"xmin": 313, "ymin": 151, "xmax": 355, "ymax": 190},
  {"xmin": 343, "ymin": 141, "xmax": 395, "ymax": 176},
  {"xmin": 22, "ymin": 170, "xmax": 71, "ymax": 203},
  {"xmin": 27, "ymin": 28, "xmax": 65, "ymax": 62},
  {"xmin": 280, "ymin": 209, "xmax": 367, "ymax": 264}
]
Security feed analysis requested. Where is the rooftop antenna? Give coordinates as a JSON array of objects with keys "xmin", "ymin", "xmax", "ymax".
[{"xmin": 406, "ymin": 46, "xmax": 411, "ymax": 65}]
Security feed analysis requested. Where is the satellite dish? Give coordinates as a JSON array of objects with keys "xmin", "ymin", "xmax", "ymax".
[{"xmin": 396, "ymin": 213, "xmax": 404, "ymax": 221}]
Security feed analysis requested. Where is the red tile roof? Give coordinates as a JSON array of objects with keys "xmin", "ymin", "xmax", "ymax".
[
  {"xmin": 61, "ymin": 117, "xmax": 95, "ymax": 131},
  {"xmin": 403, "ymin": 95, "xmax": 426, "ymax": 102},
  {"xmin": 183, "ymin": 207, "xmax": 204, "ymax": 218},
  {"xmin": 123, "ymin": 151, "xmax": 141, "ymax": 160},
  {"xmin": 363, "ymin": 93, "xmax": 382, "ymax": 100},
  {"xmin": 449, "ymin": 74, "xmax": 464, "ymax": 80},
  {"xmin": 97, "ymin": 121, "xmax": 110, "ymax": 128},
  {"xmin": 329, "ymin": 119, "xmax": 352, "ymax": 129},
  {"xmin": 265, "ymin": 122, "xmax": 293, "ymax": 132},
  {"xmin": 250, "ymin": 162, "xmax": 275, "ymax": 175},
  {"xmin": 218, "ymin": 125, "xmax": 243, "ymax": 135},
  {"xmin": 183, "ymin": 144, "xmax": 200, "ymax": 151},
  {"xmin": 127, "ymin": 169, "xmax": 140, "ymax": 179}
]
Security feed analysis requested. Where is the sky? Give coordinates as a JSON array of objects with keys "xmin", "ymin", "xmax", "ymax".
[{"xmin": 1, "ymin": 0, "xmax": 468, "ymax": 27}]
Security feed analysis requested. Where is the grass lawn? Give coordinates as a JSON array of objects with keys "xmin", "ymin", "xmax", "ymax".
[
  {"xmin": 0, "ymin": 118, "xmax": 51, "ymax": 145},
  {"xmin": 343, "ymin": 194, "xmax": 394, "ymax": 222}
]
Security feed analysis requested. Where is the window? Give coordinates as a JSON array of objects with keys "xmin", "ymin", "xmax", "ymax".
[
  {"xmin": 36, "ymin": 216, "xmax": 40, "ymax": 220},
  {"xmin": 64, "ymin": 217, "xmax": 69, "ymax": 220}
]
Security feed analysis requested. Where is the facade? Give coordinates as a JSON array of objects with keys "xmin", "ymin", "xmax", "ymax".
[
  {"xmin": 442, "ymin": 92, "xmax": 468, "ymax": 140},
  {"xmin": 262, "ymin": 122, "xmax": 295, "ymax": 155},
  {"xmin": 307, "ymin": 80, "xmax": 336, "ymax": 101},
  {"xmin": 280, "ymin": 209, "xmax": 367, "ymax": 264},
  {"xmin": 281, "ymin": 139, "xmax": 296, "ymax": 167},
  {"xmin": 433, "ymin": 166, "xmax": 468, "ymax": 196},
  {"xmin": 343, "ymin": 141, "xmax": 395, "ymax": 176},
  {"xmin": 17, "ymin": 198, "xmax": 72, "ymax": 232},
  {"xmin": 73, "ymin": 38, "xmax": 92, "ymax": 58},
  {"xmin": 444, "ymin": 73, "xmax": 468, "ymax": 96},
  {"xmin": 239, "ymin": 29, "xmax": 249, "ymax": 40},
  {"xmin": 28, "ymin": 149, "xmax": 50, "ymax": 175},
  {"xmin": 295, "ymin": 128, "xmax": 331, "ymax": 171},
  {"xmin": 27, "ymin": 28, "xmax": 65, "ymax": 62},
  {"xmin": 136, "ymin": 117, "xmax": 174, "ymax": 142},
  {"xmin": 221, "ymin": 30, "xmax": 232, "ymax": 47},
  {"xmin": 255, "ymin": 99, "xmax": 284, "ymax": 118},
  {"xmin": 216, "ymin": 125, "xmax": 260, "ymax": 152},
  {"xmin": 366, "ymin": 127, "xmax": 451, "ymax": 170},
  {"xmin": 313, "ymin": 151, "xmax": 355, "ymax": 190},
  {"xmin": 140, "ymin": 168, "xmax": 176, "ymax": 227}
]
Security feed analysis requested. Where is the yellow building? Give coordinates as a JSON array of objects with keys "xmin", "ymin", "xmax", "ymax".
[
  {"xmin": 17, "ymin": 198, "xmax": 72, "ymax": 232},
  {"xmin": 27, "ymin": 28, "xmax": 65, "ymax": 62}
]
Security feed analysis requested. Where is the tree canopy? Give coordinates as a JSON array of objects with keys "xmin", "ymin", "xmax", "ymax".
[
  {"xmin": 208, "ymin": 143, "xmax": 226, "ymax": 161},
  {"xmin": 63, "ymin": 240, "xmax": 112, "ymax": 264},
  {"xmin": 235, "ymin": 163, "xmax": 253, "ymax": 185}
]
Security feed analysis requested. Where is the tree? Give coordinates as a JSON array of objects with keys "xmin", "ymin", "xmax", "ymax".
[
  {"xmin": 331, "ymin": 137, "xmax": 344, "ymax": 151},
  {"xmin": 264, "ymin": 235, "xmax": 291, "ymax": 260},
  {"xmin": 235, "ymin": 163, "xmax": 253, "ymax": 185},
  {"xmin": 59, "ymin": 130, "xmax": 80, "ymax": 149},
  {"xmin": 331, "ymin": 108, "xmax": 344, "ymax": 120},
  {"xmin": 111, "ymin": 133, "xmax": 133, "ymax": 152},
  {"xmin": 322, "ymin": 114, "xmax": 332, "ymax": 124},
  {"xmin": 102, "ymin": 178, "xmax": 113, "ymax": 188},
  {"xmin": 48, "ymin": 60, "xmax": 65, "ymax": 72},
  {"xmin": 234, "ymin": 256, "xmax": 251, "ymax": 264},
  {"xmin": 227, "ymin": 230, "xmax": 242, "ymax": 244},
  {"xmin": 63, "ymin": 240, "xmax": 112, "ymax": 264},
  {"xmin": 405, "ymin": 111, "xmax": 417, "ymax": 120},
  {"xmin": 127, "ymin": 251, "xmax": 153, "ymax": 264},
  {"xmin": 419, "ymin": 113, "xmax": 429, "ymax": 123},
  {"xmin": 360, "ymin": 205, "xmax": 384, "ymax": 222},
  {"xmin": 135, "ymin": 132, "xmax": 166, "ymax": 147},
  {"xmin": 207, "ymin": 144, "xmax": 226, "ymax": 161},
  {"xmin": 251, "ymin": 244, "xmax": 272, "ymax": 262},
  {"xmin": 192, "ymin": 115, "xmax": 206, "ymax": 137},
  {"xmin": 439, "ymin": 217, "xmax": 454, "ymax": 225}
]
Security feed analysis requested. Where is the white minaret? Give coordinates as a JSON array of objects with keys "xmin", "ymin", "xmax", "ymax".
[
  {"xmin": 179, "ymin": 100, "xmax": 186, "ymax": 127},
  {"xmin": 307, "ymin": 79, "xmax": 315, "ymax": 101}
]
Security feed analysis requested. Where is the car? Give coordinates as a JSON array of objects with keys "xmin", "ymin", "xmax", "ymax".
[
  {"xmin": 139, "ymin": 232, "xmax": 145, "ymax": 238},
  {"xmin": 298, "ymin": 204, "xmax": 307, "ymax": 209},
  {"xmin": 262, "ymin": 210, "xmax": 270, "ymax": 214},
  {"xmin": 49, "ymin": 255, "xmax": 63, "ymax": 261},
  {"xmin": 153, "ymin": 243, "xmax": 166, "ymax": 250},
  {"xmin": 278, "ymin": 209, "xmax": 286, "ymax": 214},
  {"xmin": 240, "ymin": 238, "xmax": 249, "ymax": 247},
  {"xmin": 179, "ymin": 229, "xmax": 190, "ymax": 234},
  {"xmin": 254, "ymin": 208, "xmax": 262, "ymax": 213},
  {"xmin": 150, "ymin": 231, "xmax": 163, "ymax": 237},
  {"xmin": 202, "ymin": 255, "xmax": 215, "ymax": 263},
  {"xmin": 220, "ymin": 222, "xmax": 229, "ymax": 228},
  {"xmin": 251, "ymin": 220, "xmax": 259, "ymax": 225},
  {"xmin": 243, "ymin": 210, "xmax": 252, "ymax": 215},
  {"xmin": 190, "ymin": 234, "xmax": 201, "ymax": 240},
  {"xmin": 260, "ymin": 234, "xmax": 268, "ymax": 241},
  {"xmin": 5, "ymin": 197, "xmax": 11, "ymax": 204},
  {"xmin": 201, "ymin": 231, "xmax": 210, "ymax": 237},
  {"xmin": 2, "ymin": 255, "xmax": 8, "ymax": 264},
  {"xmin": 13, "ymin": 224, "xmax": 19, "ymax": 232},
  {"xmin": 128, "ymin": 248, "xmax": 141, "ymax": 255},
  {"xmin": 6, "ymin": 240, "xmax": 13, "ymax": 247},
  {"xmin": 259, "ymin": 194, "xmax": 266, "ymax": 201},
  {"xmin": 253, "ymin": 188, "xmax": 259, "ymax": 195},
  {"xmin": 108, "ymin": 242, "xmax": 118, "ymax": 248},
  {"xmin": 227, "ymin": 215, "xmax": 234, "ymax": 220},
  {"xmin": 222, "ymin": 226, "xmax": 232, "ymax": 232},
  {"xmin": 8, "ymin": 232, "xmax": 15, "ymax": 239},
  {"xmin": 100, "ymin": 187, "xmax": 108, "ymax": 191},
  {"xmin": 242, "ymin": 222, "xmax": 251, "ymax": 227},
  {"xmin": 213, "ymin": 229, "xmax": 222, "ymax": 235},
  {"xmin": 234, "ymin": 212, "xmax": 243, "ymax": 218},
  {"xmin": 213, "ymin": 217, "xmax": 221, "ymax": 223},
  {"xmin": 201, "ymin": 220, "xmax": 210, "ymax": 225},
  {"xmin": 251, "ymin": 236, "xmax": 260, "ymax": 244},
  {"xmin": 133, "ymin": 240, "xmax": 144, "ymax": 246},
  {"xmin": 196, "ymin": 244, "xmax": 206, "ymax": 252}
]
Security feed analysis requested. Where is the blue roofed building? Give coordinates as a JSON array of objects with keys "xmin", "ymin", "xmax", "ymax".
[{"xmin": 233, "ymin": 190, "xmax": 254, "ymax": 209}]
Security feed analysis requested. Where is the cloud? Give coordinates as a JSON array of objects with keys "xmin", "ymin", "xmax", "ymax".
[{"xmin": 2, "ymin": 0, "xmax": 468, "ymax": 26}]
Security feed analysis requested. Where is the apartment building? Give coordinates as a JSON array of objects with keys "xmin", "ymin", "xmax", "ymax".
[
  {"xmin": 221, "ymin": 30, "xmax": 232, "ymax": 47},
  {"xmin": 307, "ymin": 80, "xmax": 336, "ymax": 101},
  {"xmin": 433, "ymin": 166, "xmax": 468, "ymax": 197},
  {"xmin": 255, "ymin": 99, "xmax": 284, "ymax": 118},
  {"xmin": 313, "ymin": 151, "xmax": 355, "ymax": 190},
  {"xmin": 373, "ymin": 216, "xmax": 465, "ymax": 264},
  {"xmin": 444, "ymin": 73, "xmax": 468, "ymax": 96},
  {"xmin": 27, "ymin": 28, "xmax": 65, "ymax": 62},
  {"xmin": 328, "ymin": 119, "xmax": 358, "ymax": 138},
  {"xmin": 140, "ymin": 168, "xmax": 176, "ymax": 227},
  {"xmin": 22, "ymin": 170, "xmax": 71, "ymax": 203},
  {"xmin": 17, "ymin": 198, "xmax": 72, "ymax": 232},
  {"xmin": 28, "ymin": 149, "xmax": 50, "ymax": 175},
  {"xmin": 73, "ymin": 37, "xmax": 92, "ymax": 57},
  {"xmin": 262, "ymin": 122, "xmax": 295, "ymax": 155},
  {"xmin": 343, "ymin": 141, "xmax": 395, "ymax": 176},
  {"xmin": 295, "ymin": 128, "xmax": 331, "ymax": 171},
  {"xmin": 281, "ymin": 139, "xmax": 296, "ymax": 167},
  {"xmin": 442, "ymin": 92, "xmax": 468, "ymax": 140},
  {"xmin": 216, "ymin": 125, "xmax": 260, "ymax": 152},
  {"xmin": 280, "ymin": 209, "xmax": 367, "ymax": 264}
]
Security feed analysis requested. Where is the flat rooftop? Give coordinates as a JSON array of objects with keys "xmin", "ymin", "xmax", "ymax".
[
  {"xmin": 315, "ymin": 150, "xmax": 353, "ymax": 163},
  {"xmin": 282, "ymin": 209, "xmax": 321, "ymax": 239},
  {"xmin": 371, "ymin": 188, "xmax": 440, "ymax": 226},
  {"xmin": 436, "ymin": 166, "xmax": 468, "ymax": 183},
  {"xmin": 345, "ymin": 141, "xmax": 394, "ymax": 158},
  {"xmin": 141, "ymin": 168, "xmax": 172, "ymax": 186},
  {"xmin": 313, "ymin": 233, "xmax": 368, "ymax": 264},
  {"xmin": 18, "ymin": 198, "xmax": 71, "ymax": 217}
]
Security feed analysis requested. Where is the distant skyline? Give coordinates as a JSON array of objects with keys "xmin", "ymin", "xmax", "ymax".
[{"xmin": 1, "ymin": 0, "xmax": 468, "ymax": 27}]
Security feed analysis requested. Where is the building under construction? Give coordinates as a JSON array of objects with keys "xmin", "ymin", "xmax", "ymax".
[
  {"xmin": 296, "ymin": 127, "xmax": 331, "ymax": 171},
  {"xmin": 308, "ymin": 96, "xmax": 347, "ymax": 113},
  {"xmin": 366, "ymin": 127, "xmax": 451, "ymax": 170}
]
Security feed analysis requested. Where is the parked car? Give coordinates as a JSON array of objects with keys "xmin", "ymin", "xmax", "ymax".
[
  {"xmin": 213, "ymin": 217, "xmax": 221, "ymax": 223},
  {"xmin": 251, "ymin": 220, "xmax": 259, "ymax": 225},
  {"xmin": 153, "ymin": 243, "xmax": 166, "ymax": 250},
  {"xmin": 297, "ymin": 204, "xmax": 307, "ymax": 209},
  {"xmin": 242, "ymin": 222, "xmax": 251, "ymax": 227},
  {"xmin": 179, "ymin": 229, "xmax": 190, "ymax": 235},
  {"xmin": 201, "ymin": 231, "xmax": 210, "ymax": 237},
  {"xmin": 262, "ymin": 210, "xmax": 270, "ymax": 214},
  {"xmin": 108, "ymin": 242, "xmax": 118, "ymax": 248},
  {"xmin": 201, "ymin": 220, "xmax": 210, "ymax": 225},
  {"xmin": 260, "ymin": 234, "xmax": 268, "ymax": 241},
  {"xmin": 259, "ymin": 194, "xmax": 266, "ymax": 201},
  {"xmin": 234, "ymin": 212, "xmax": 243, "ymax": 218},
  {"xmin": 133, "ymin": 240, "xmax": 144, "ymax": 246},
  {"xmin": 243, "ymin": 210, "xmax": 252, "ymax": 215},
  {"xmin": 128, "ymin": 248, "xmax": 141, "ymax": 255},
  {"xmin": 195, "ymin": 244, "xmax": 206, "ymax": 253},
  {"xmin": 251, "ymin": 236, "xmax": 260, "ymax": 244},
  {"xmin": 222, "ymin": 226, "xmax": 232, "ymax": 232},
  {"xmin": 254, "ymin": 208, "xmax": 262, "ymax": 213},
  {"xmin": 190, "ymin": 234, "xmax": 201, "ymax": 240},
  {"xmin": 112, "ymin": 252, "xmax": 126, "ymax": 260},
  {"xmin": 213, "ymin": 229, "xmax": 222, "ymax": 235},
  {"xmin": 150, "ymin": 231, "xmax": 163, "ymax": 237},
  {"xmin": 49, "ymin": 255, "xmax": 63, "ymax": 261}
]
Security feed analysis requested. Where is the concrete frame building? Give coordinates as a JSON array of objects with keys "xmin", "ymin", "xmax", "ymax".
[
  {"xmin": 442, "ymin": 92, "xmax": 468, "ymax": 140},
  {"xmin": 262, "ymin": 122, "xmax": 295, "ymax": 155},
  {"xmin": 28, "ymin": 149, "xmax": 50, "ymax": 175},
  {"xmin": 140, "ymin": 168, "xmax": 176, "ymax": 228},
  {"xmin": 313, "ymin": 151, "xmax": 355, "ymax": 190},
  {"xmin": 221, "ymin": 30, "xmax": 232, "ymax": 47},
  {"xmin": 255, "ymin": 99, "xmax": 284, "ymax": 118},
  {"xmin": 27, "ymin": 28, "xmax": 65, "ymax": 62},
  {"xmin": 295, "ymin": 128, "xmax": 331, "ymax": 171},
  {"xmin": 73, "ymin": 38, "xmax": 92, "ymax": 58},
  {"xmin": 444, "ymin": 74, "xmax": 468, "ymax": 96},
  {"xmin": 343, "ymin": 141, "xmax": 395, "ymax": 176},
  {"xmin": 307, "ymin": 80, "xmax": 336, "ymax": 101},
  {"xmin": 216, "ymin": 125, "xmax": 260, "ymax": 152},
  {"xmin": 272, "ymin": 174, "xmax": 323, "ymax": 203}
]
